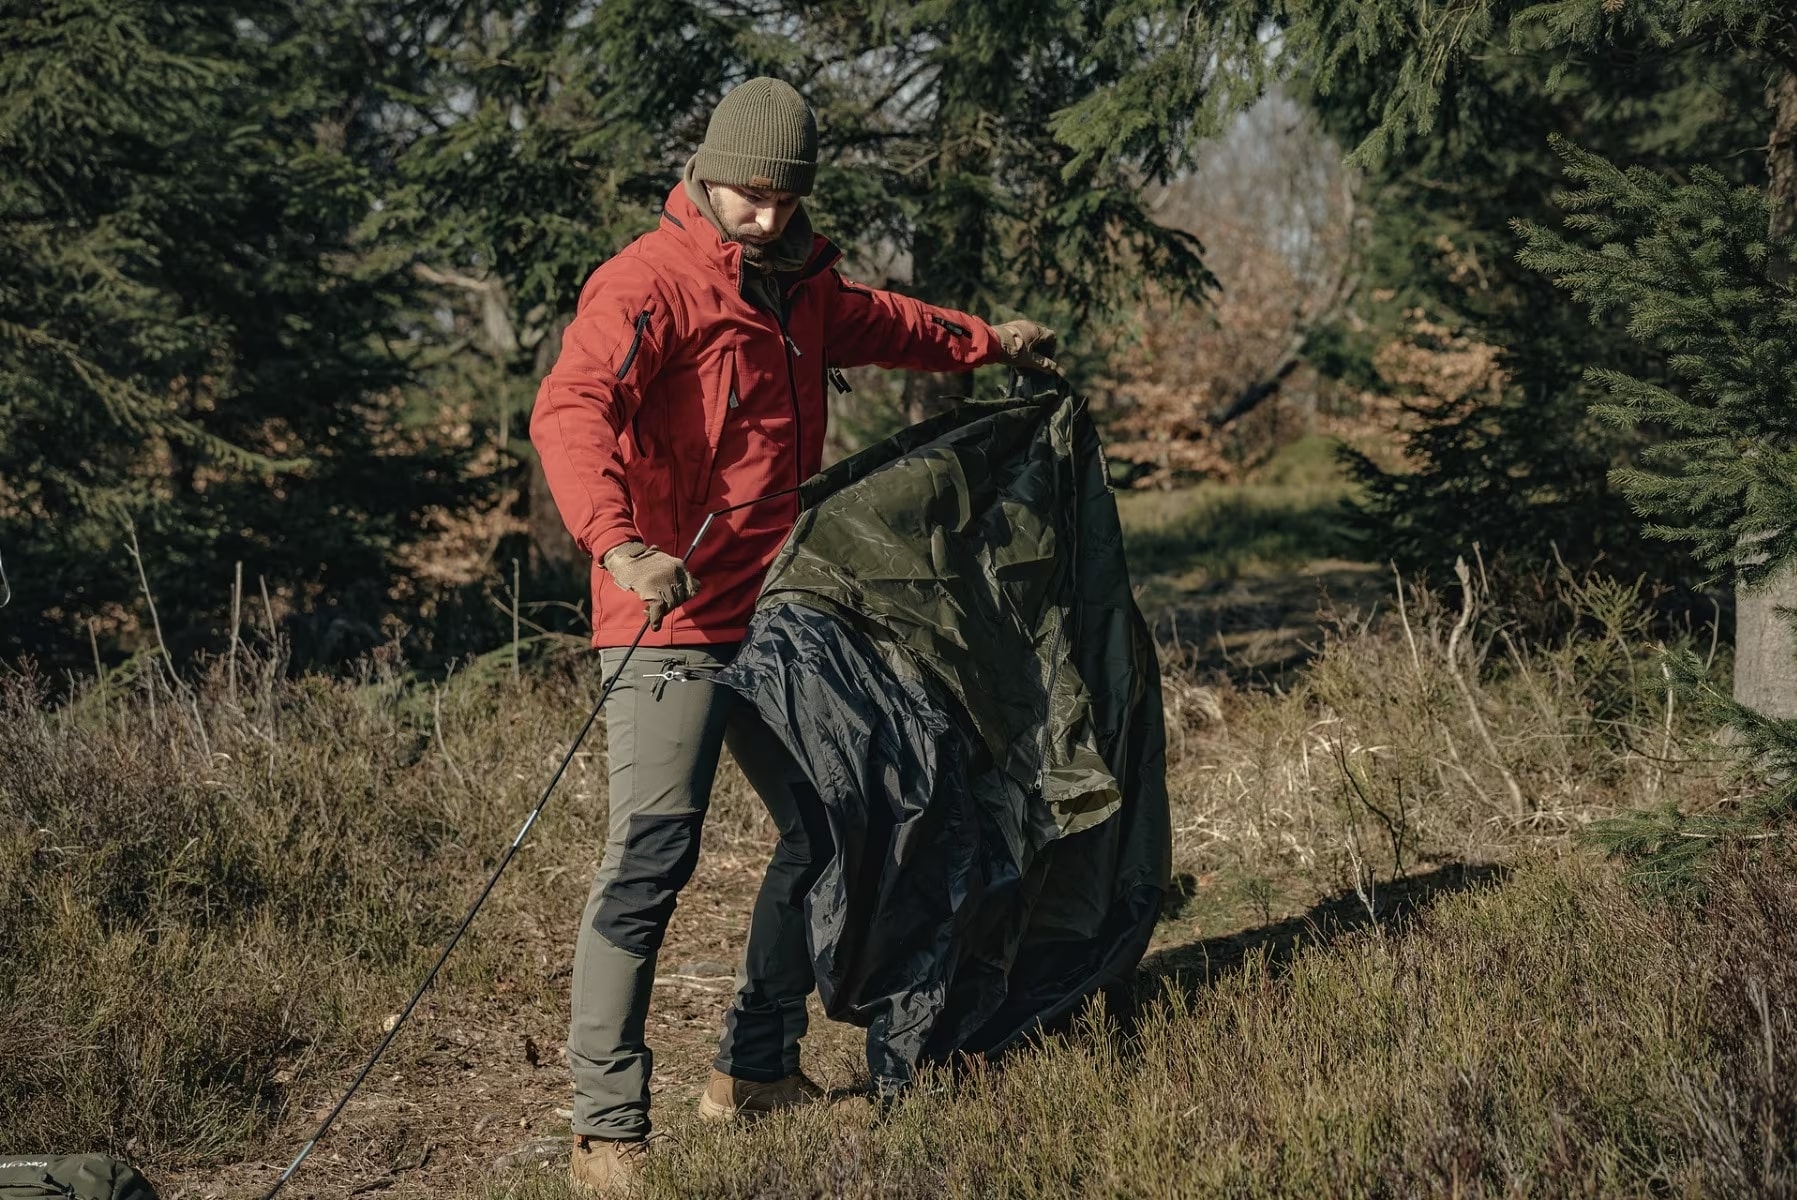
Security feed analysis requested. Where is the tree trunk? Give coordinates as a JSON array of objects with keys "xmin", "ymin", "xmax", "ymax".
[
  {"xmin": 902, "ymin": 206, "xmax": 986, "ymax": 423},
  {"xmin": 901, "ymin": 59, "xmax": 991, "ymax": 426},
  {"xmin": 1734, "ymin": 67, "xmax": 1797, "ymax": 717}
]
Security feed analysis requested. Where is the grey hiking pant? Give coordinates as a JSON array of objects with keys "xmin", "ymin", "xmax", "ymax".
[{"xmin": 569, "ymin": 644, "xmax": 833, "ymax": 1140}]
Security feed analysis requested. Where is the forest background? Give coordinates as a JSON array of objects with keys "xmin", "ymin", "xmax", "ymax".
[
  {"xmin": 6, "ymin": 0, "xmax": 1793, "ymax": 712},
  {"xmin": 6, "ymin": 1, "xmax": 1797, "ymax": 1194}
]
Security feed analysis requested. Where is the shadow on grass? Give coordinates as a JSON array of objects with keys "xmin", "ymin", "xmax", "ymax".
[
  {"xmin": 1120, "ymin": 485, "xmax": 1378, "ymax": 692},
  {"xmin": 1149, "ymin": 562, "xmax": 1388, "ymax": 690},
  {"xmin": 1139, "ymin": 862, "xmax": 1507, "ymax": 999},
  {"xmin": 978, "ymin": 865, "xmax": 1507, "ymax": 1077}
]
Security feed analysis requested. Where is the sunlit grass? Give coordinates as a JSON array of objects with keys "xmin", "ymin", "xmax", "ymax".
[
  {"xmin": 1115, "ymin": 436, "xmax": 1361, "ymax": 603},
  {"xmin": 7, "ymin": 452, "xmax": 1785, "ymax": 1197},
  {"xmin": 477, "ymin": 852, "xmax": 1797, "ymax": 1198}
]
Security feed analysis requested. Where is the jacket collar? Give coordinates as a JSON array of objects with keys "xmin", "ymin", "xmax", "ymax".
[{"xmin": 658, "ymin": 181, "xmax": 842, "ymax": 298}]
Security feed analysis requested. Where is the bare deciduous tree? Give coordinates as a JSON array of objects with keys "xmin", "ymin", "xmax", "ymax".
[{"xmin": 1101, "ymin": 90, "xmax": 1359, "ymax": 482}]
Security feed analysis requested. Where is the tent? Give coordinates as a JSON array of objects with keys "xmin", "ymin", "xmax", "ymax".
[{"xmin": 716, "ymin": 392, "xmax": 1171, "ymax": 1083}]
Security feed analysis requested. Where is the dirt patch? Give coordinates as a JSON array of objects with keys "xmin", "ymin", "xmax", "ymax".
[
  {"xmin": 1143, "ymin": 558, "xmax": 1385, "ymax": 687},
  {"xmin": 154, "ymin": 838, "xmax": 863, "ymax": 1199}
]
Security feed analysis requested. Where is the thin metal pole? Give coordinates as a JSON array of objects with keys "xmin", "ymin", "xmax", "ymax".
[
  {"xmin": 262, "ymin": 490, "xmax": 797, "ymax": 1198},
  {"xmin": 262, "ymin": 615, "xmax": 650, "ymax": 1200},
  {"xmin": 685, "ymin": 484, "xmax": 804, "ymax": 563}
]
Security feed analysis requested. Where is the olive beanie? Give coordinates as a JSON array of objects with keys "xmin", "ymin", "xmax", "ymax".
[{"xmin": 691, "ymin": 77, "xmax": 818, "ymax": 196}]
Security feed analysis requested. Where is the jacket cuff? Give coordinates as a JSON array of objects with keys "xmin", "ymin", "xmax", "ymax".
[
  {"xmin": 972, "ymin": 319, "xmax": 1006, "ymax": 367},
  {"xmin": 579, "ymin": 516, "xmax": 641, "ymax": 564}
]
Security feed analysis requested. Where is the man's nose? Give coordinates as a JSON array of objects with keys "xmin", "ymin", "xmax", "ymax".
[{"xmin": 755, "ymin": 207, "xmax": 778, "ymax": 235}]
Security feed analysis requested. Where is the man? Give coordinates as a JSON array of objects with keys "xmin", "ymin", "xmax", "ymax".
[{"xmin": 531, "ymin": 76, "xmax": 1057, "ymax": 1193}]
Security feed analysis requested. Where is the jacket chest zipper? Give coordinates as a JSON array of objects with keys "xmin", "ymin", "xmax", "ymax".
[{"xmin": 780, "ymin": 329, "xmax": 803, "ymax": 489}]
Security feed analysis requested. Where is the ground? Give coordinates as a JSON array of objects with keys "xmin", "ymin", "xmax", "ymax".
[
  {"xmin": 158, "ymin": 846, "xmax": 843, "ymax": 1199},
  {"xmin": 132, "ymin": 437, "xmax": 1428, "ymax": 1197}
]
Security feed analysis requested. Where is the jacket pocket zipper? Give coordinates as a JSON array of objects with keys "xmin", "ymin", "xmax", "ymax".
[
  {"xmin": 616, "ymin": 310, "xmax": 652, "ymax": 379},
  {"xmin": 689, "ymin": 353, "xmax": 736, "ymax": 505},
  {"xmin": 931, "ymin": 314, "xmax": 970, "ymax": 338}
]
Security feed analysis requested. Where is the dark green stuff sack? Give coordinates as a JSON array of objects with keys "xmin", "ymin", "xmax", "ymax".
[{"xmin": 0, "ymin": 1156, "xmax": 159, "ymax": 1200}]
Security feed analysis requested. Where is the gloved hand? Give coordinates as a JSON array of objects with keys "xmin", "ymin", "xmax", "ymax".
[
  {"xmin": 602, "ymin": 541, "xmax": 700, "ymax": 631},
  {"xmin": 990, "ymin": 319, "xmax": 1060, "ymax": 375}
]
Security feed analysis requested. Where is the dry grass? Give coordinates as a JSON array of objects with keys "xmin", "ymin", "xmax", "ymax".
[
  {"xmin": 1172, "ymin": 581, "xmax": 1727, "ymax": 896},
  {"xmin": 0, "ymin": 643, "xmax": 769, "ymax": 1160},
  {"xmin": 476, "ymin": 846, "xmax": 1786, "ymax": 1200},
  {"xmin": 1, "ymin": 475, "xmax": 1780, "ymax": 1198}
]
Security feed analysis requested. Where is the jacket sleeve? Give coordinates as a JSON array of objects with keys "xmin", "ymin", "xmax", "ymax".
[
  {"xmin": 530, "ymin": 261, "xmax": 674, "ymax": 564},
  {"xmin": 824, "ymin": 270, "xmax": 1004, "ymax": 372}
]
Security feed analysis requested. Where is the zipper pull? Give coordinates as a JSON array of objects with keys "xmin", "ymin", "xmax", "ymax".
[
  {"xmin": 784, "ymin": 334, "xmax": 802, "ymax": 357},
  {"xmin": 728, "ymin": 387, "xmax": 739, "ymax": 410},
  {"xmin": 828, "ymin": 367, "xmax": 852, "ymax": 395}
]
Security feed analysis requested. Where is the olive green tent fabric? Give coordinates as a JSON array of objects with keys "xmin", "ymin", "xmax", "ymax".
[
  {"xmin": 769, "ymin": 393, "xmax": 1149, "ymax": 836},
  {"xmin": 717, "ymin": 390, "xmax": 1169, "ymax": 1081}
]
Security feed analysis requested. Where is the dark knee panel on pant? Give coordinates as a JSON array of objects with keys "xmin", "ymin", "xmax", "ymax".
[
  {"xmin": 774, "ymin": 779, "xmax": 833, "ymax": 905},
  {"xmin": 593, "ymin": 810, "xmax": 704, "ymax": 956}
]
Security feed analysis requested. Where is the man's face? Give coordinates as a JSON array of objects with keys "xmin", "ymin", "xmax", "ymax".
[{"xmin": 705, "ymin": 182, "xmax": 801, "ymax": 244}]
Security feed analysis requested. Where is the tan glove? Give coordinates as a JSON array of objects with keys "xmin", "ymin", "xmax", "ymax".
[
  {"xmin": 990, "ymin": 319, "xmax": 1060, "ymax": 375},
  {"xmin": 601, "ymin": 541, "xmax": 700, "ymax": 631}
]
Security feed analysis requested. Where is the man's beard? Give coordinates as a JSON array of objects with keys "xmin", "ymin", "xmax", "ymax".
[{"xmin": 684, "ymin": 155, "xmax": 813, "ymax": 275}]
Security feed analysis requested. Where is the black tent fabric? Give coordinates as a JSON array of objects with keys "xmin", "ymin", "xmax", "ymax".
[{"xmin": 715, "ymin": 393, "xmax": 1170, "ymax": 1084}]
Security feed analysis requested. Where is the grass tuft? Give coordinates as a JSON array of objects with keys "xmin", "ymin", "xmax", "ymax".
[
  {"xmin": 0, "ymin": 475, "xmax": 1774, "ymax": 1197},
  {"xmin": 477, "ymin": 849, "xmax": 1797, "ymax": 1198}
]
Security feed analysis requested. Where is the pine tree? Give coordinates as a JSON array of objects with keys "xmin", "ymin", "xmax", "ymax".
[
  {"xmin": 1331, "ymin": 1, "xmax": 1797, "ymax": 885},
  {"xmin": 1310, "ymin": 22, "xmax": 1766, "ymax": 589},
  {"xmin": 795, "ymin": 0, "xmax": 1262, "ymax": 420},
  {"xmin": 1516, "ymin": 145, "xmax": 1797, "ymax": 588},
  {"xmin": 1301, "ymin": 0, "xmax": 1797, "ymax": 720},
  {"xmin": 0, "ymin": 0, "xmax": 474, "ymax": 670},
  {"xmin": 1325, "ymin": 0, "xmax": 1797, "ymax": 876},
  {"xmin": 2, "ymin": 1, "xmax": 282, "ymax": 663},
  {"xmin": 1074, "ymin": 0, "xmax": 1797, "ymax": 878}
]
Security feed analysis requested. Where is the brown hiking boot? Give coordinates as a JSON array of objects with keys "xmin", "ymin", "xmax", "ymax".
[
  {"xmin": 570, "ymin": 1134, "xmax": 650, "ymax": 1195},
  {"xmin": 696, "ymin": 1068, "xmax": 824, "ymax": 1121}
]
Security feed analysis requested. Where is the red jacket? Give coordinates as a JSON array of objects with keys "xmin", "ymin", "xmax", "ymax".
[{"xmin": 532, "ymin": 182, "xmax": 1004, "ymax": 648}]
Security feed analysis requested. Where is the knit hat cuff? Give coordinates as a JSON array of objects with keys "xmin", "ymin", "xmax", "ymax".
[{"xmin": 691, "ymin": 145, "xmax": 816, "ymax": 196}]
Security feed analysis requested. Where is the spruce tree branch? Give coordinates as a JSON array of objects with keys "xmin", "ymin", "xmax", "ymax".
[
  {"xmin": 0, "ymin": 319, "xmax": 309, "ymax": 473},
  {"xmin": 837, "ymin": 60, "xmax": 936, "ymax": 136}
]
